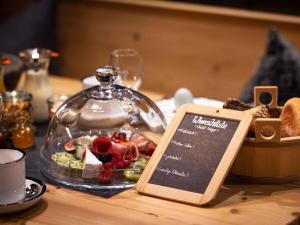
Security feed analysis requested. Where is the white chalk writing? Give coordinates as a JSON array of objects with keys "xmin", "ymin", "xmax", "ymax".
[{"xmin": 192, "ymin": 116, "xmax": 228, "ymax": 129}]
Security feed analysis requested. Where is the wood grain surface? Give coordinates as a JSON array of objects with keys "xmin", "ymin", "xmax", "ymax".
[
  {"xmin": 18, "ymin": 75, "xmax": 164, "ymax": 101},
  {"xmin": 57, "ymin": 0, "xmax": 300, "ymax": 100},
  {"xmin": 1, "ymin": 182, "xmax": 300, "ymax": 225},
  {"xmin": 50, "ymin": 75, "xmax": 164, "ymax": 100}
]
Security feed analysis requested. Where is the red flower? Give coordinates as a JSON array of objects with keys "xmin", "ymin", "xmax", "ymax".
[
  {"xmin": 91, "ymin": 137, "xmax": 112, "ymax": 156},
  {"xmin": 91, "ymin": 137, "xmax": 122, "ymax": 161}
]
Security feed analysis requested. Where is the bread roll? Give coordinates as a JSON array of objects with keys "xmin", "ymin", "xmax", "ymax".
[{"xmin": 280, "ymin": 98, "xmax": 300, "ymax": 137}]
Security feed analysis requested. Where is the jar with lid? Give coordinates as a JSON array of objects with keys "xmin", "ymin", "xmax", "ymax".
[
  {"xmin": 0, "ymin": 91, "xmax": 35, "ymax": 149},
  {"xmin": 19, "ymin": 48, "xmax": 55, "ymax": 122}
]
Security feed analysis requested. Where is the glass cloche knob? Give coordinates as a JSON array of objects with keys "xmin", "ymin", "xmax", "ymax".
[{"xmin": 95, "ymin": 65, "xmax": 117, "ymax": 86}]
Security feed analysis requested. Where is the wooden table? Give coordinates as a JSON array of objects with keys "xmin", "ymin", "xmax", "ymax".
[
  {"xmin": 48, "ymin": 75, "xmax": 164, "ymax": 101},
  {"xmin": 1, "ymin": 76, "xmax": 300, "ymax": 225}
]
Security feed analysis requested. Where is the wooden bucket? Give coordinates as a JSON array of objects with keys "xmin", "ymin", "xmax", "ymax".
[{"xmin": 229, "ymin": 86, "xmax": 300, "ymax": 183}]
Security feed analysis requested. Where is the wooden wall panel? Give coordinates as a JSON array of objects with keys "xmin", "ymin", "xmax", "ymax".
[{"xmin": 58, "ymin": 0, "xmax": 300, "ymax": 100}]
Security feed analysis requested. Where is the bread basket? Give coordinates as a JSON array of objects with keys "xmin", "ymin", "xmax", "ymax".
[{"xmin": 229, "ymin": 86, "xmax": 300, "ymax": 183}]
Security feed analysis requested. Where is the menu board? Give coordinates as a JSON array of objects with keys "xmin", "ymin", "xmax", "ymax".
[
  {"xmin": 136, "ymin": 104, "xmax": 252, "ymax": 206},
  {"xmin": 149, "ymin": 113, "xmax": 239, "ymax": 194}
]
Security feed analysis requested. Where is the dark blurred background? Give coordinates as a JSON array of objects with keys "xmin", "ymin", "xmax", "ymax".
[{"xmin": 0, "ymin": 0, "xmax": 59, "ymax": 74}]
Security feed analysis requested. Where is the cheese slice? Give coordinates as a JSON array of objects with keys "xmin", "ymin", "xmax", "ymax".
[{"xmin": 82, "ymin": 149, "xmax": 103, "ymax": 179}]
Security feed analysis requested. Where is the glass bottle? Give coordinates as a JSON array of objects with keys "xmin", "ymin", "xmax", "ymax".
[
  {"xmin": 19, "ymin": 48, "xmax": 54, "ymax": 122},
  {"xmin": 0, "ymin": 54, "xmax": 12, "ymax": 93}
]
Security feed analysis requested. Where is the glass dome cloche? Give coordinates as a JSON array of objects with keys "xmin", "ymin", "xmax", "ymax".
[{"xmin": 41, "ymin": 65, "xmax": 167, "ymax": 189}]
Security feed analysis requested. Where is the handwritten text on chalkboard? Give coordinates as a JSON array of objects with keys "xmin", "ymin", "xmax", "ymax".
[{"xmin": 149, "ymin": 113, "xmax": 240, "ymax": 194}]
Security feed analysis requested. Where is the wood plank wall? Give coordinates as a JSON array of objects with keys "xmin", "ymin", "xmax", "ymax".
[{"xmin": 58, "ymin": 0, "xmax": 300, "ymax": 100}]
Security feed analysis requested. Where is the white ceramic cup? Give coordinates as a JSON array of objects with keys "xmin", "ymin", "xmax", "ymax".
[{"xmin": 0, "ymin": 149, "xmax": 26, "ymax": 205}]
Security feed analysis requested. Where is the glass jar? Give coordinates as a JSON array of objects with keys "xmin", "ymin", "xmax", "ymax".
[
  {"xmin": 11, "ymin": 122, "xmax": 35, "ymax": 149},
  {"xmin": 19, "ymin": 48, "xmax": 54, "ymax": 122},
  {"xmin": 41, "ymin": 65, "xmax": 167, "ymax": 189},
  {"xmin": 47, "ymin": 94, "xmax": 70, "ymax": 119},
  {"xmin": 0, "ymin": 91, "xmax": 35, "ymax": 149}
]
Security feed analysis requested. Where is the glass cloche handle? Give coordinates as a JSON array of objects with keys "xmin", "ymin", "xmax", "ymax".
[{"xmin": 95, "ymin": 65, "xmax": 117, "ymax": 89}]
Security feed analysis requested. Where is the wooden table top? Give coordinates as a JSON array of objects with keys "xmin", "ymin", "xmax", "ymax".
[
  {"xmin": 2, "ymin": 76, "xmax": 300, "ymax": 225},
  {"xmin": 48, "ymin": 75, "xmax": 164, "ymax": 101}
]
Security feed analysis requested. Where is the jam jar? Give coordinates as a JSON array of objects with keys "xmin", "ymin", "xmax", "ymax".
[{"xmin": 0, "ymin": 91, "xmax": 35, "ymax": 149}]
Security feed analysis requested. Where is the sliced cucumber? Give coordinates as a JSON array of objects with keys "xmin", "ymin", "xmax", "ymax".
[
  {"xmin": 51, "ymin": 152, "xmax": 83, "ymax": 169},
  {"xmin": 124, "ymin": 158, "xmax": 148, "ymax": 181},
  {"xmin": 124, "ymin": 170, "xmax": 142, "ymax": 181}
]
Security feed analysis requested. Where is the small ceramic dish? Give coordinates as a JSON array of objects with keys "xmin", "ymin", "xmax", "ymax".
[{"xmin": 0, "ymin": 177, "xmax": 46, "ymax": 214}]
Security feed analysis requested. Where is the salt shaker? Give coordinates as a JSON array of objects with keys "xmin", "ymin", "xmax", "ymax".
[{"xmin": 19, "ymin": 48, "xmax": 54, "ymax": 122}]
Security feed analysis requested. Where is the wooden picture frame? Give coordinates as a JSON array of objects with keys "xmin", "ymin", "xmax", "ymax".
[{"xmin": 136, "ymin": 104, "xmax": 253, "ymax": 206}]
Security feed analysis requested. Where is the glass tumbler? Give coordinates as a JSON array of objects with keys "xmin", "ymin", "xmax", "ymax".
[{"xmin": 109, "ymin": 49, "xmax": 144, "ymax": 91}]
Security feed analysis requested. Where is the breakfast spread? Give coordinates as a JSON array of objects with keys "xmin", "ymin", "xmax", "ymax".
[{"xmin": 51, "ymin": 131, "xmax": 156, "ymax": 184}]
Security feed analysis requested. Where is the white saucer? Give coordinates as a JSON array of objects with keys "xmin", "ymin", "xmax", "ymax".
[
  {"xmin": 156, "ymin": 97, "xmax": 224, "ymax": 124},
  {"xmin": 0, "ymin": 177, "xmax": 46, "ymax": 214}
]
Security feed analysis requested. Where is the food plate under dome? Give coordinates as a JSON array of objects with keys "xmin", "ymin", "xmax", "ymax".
[{"xmin": 41, "ymin": 66, "xmax": 167, "ymax": 189}]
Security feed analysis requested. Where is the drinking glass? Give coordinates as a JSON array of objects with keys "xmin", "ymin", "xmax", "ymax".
[{"xmin": 109, "ymin": 49, "xmax": 144, "ymax": 91}]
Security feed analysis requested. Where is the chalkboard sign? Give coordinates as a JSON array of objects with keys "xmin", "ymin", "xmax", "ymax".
[{"xmin": 136, "ymin": 104, "xmax": 252, "ymax": 206}]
